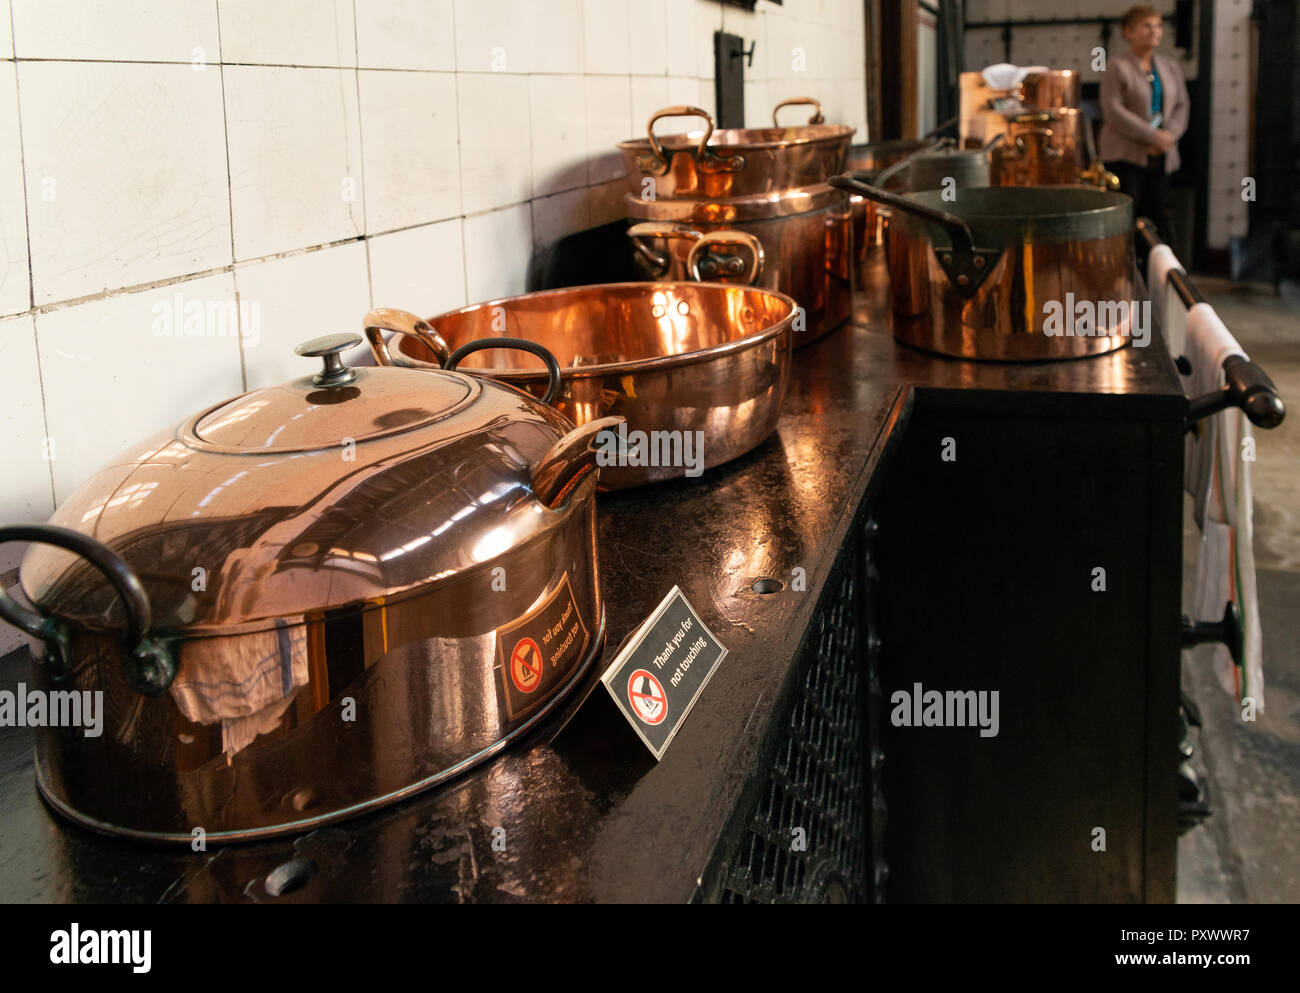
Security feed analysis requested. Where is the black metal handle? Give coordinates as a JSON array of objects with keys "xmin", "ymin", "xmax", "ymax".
[
  {"xmin": 1136, "ymin": 219, "xmax": 1286, "ymax": 431},
  {"xmin": 445, "ymin": 338, "xmax": 564, "ymax": 408},
  {"xmin": 829, "ymin": 173, "xmax": 1001, "ymax": 298},
  {"xmin": 1181, "ymin": 601, "xmax": 1244, "ymax": 669},
  {"xmin": 0, "ymin": 524, "xmax": 175, "ymax": 695}
]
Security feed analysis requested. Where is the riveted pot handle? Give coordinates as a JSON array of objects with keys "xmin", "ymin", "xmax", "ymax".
[
  {"xmin": 829, "ymin": 174, "xmax": 1000, "ymax": 298},
  {"xmin": 363, "ymin": 308, "xmax": 452, "ymax": 369},
  {"xmin": 638, "ymin": 106, "xmax": 740, "ymax": 175},
  {"xmin": 773, "ymin": 96, "xmax": 824, "ymax": 126},
  {"xmin": 532, "ymin": 416, "xmax": 625, "ymax": 508},
  {"xmin": 0, "ymin": 524, "xmax": 175, "ymax": 695},
  {"xmin": 446, "ymin": 338, "xmax": 564, "ymax": 408},
  {"xmin": 687, "ymin": 230, "xmax": 764, "ymax": 284}
]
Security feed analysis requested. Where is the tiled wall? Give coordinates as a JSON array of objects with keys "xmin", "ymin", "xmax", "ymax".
[
  {"xmin": 1205, "ymin": 0, "xmax": 1249, "ymax": 250},
  {"xmin": 963, "ymin": 0, "xmax": 1200, "ymax": 84},
  {"xmin": 0, "ymin": 0, "xmax": 868, "ymax": 635}
]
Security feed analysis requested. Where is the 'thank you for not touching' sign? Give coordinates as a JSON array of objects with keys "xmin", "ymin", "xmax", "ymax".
[{"xmin": 600, "ymin": 586, "xmax": 728, "ymax": 761}]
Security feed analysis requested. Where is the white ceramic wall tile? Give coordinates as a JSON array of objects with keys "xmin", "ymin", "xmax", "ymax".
[
  {"xmin": 35, "ymin": 272, "xmax": 245, "ymax": 503},
  {"xmin": 224, "ymin": 65, "xmax": 364, "ymax": 260},
  {"xmin": 458, "ymin": 73, "xmax": 531, "ymax": 214},
  {"xmin": 20, "ymin": 61, "xmax": 231, "ymax": 305},
  {"xmin": 0, "ymin": 315, "xmax": 53, "ymax": 522},
  {"xmin": 10, "ymin": 0, "xmax": 219, "ymax": 63},
  {"xmin": 692, "ymin": 0, "xmax": 722, "ymax": 79},
  {"xmin": 531, "ymin": 187, "xmax": 591, "ymax": 251},
  {"xmin": 529, "ymin": 0, "xmax": 584, "ymax": 74},
  {"xmin": 218, "ymin": 0, "xmax": 356, "ymax": 67},
  {"xmin": 630, "ymin": 76, "xmax": 671, "ymax": 138},
  {"xmin": 0, "ymin": 6, "xmax": 11, "ymax": 60},
  {"xmin": 586, "ymin": 75, "xmax": 632, "ymax": 184},
  {"xmin": 742, "ymin": 79, "xmax": 770, "ymax": 130},
  {"xmin": 356, "ymin": 0, "xmax": 456, "ymax": 70},
  {"xmin": 587, "ymin": 178, "xmax": 627, "ymax": 227},
  {"xmin": 367, "ymin": 218, "xmax": 466, "ymax": 317},
  {"xmin": 235, "ymin": 242, "xmax": 371, "ymax": 390},
  {"xmin": 0, "ymin": 64, "xmax": 29, "ymax": 317},
  {"xmin": 454, "ymin": 0, "xmax": 535, "ymax": 73},
  {"xmin": 627, "ymin": 0, "xmax": 669, "ymax": 76},
  {"xmin": 462, "ymin": 205, "xmax": 531, "ymax": 302},
  {"xmin": 359, "ymin": 70, "xmax": 460, "ymax": 234},
  {"xmin": 530, "ymin": 75, "xmax": 589, "ymax": 196},
  {"xmin": 583, "ymin": 0, "xmax": 630, "ymax": 75}
]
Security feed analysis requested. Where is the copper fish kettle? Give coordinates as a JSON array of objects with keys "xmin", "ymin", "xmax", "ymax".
[{"xmin": 0, "ymin": 333, "xmax": 621, "ymax": 842}]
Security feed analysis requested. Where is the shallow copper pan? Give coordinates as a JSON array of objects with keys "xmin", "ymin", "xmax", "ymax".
[{"xmin": 365, "ymin": 282, "xmax": 796, "ymax": 488}]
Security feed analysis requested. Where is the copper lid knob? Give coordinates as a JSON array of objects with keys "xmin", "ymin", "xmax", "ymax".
[{"xmin": 296, "ymin": 333, "xmax": 360, "ymax": 387}]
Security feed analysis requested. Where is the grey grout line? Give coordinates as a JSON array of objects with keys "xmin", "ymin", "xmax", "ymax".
[
  {"xmin": 213, "ymin": 0, "xmax": 246, "ymax": 393},
  {"xmin": 451, "ymin": 8, "xmax": 468, "ymax": 308},
  {"xmin": 352, "ymin": 0, "xmax": 373, "ymax": 312},
  {"xmin": 7, "ymin": 17, "xmax": 58, "ymax": 514}
]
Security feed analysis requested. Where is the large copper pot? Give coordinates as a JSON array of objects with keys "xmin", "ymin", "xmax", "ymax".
[
  {"xmin": 623, "ymin": 184, "xmax": 853, "ymax": 348},
  {"xmin": 0, "ymin": 335, "xmax": 619, "ymax": 842},
  {"xmin": 617, "ymin": 101, "xmax": 854, "ymax": 200},
  {"xmin": 832, "ymin": 177, "xmax": 1135, "ymax": 361},
  {"xmin": 367, "ymin": 282, "xmax": 795, "ymax": 488}
]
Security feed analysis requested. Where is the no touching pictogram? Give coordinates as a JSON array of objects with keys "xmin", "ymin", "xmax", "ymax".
[{"xmin": 627, "ymin": 669, "xmax": 667, "ymax": 725}]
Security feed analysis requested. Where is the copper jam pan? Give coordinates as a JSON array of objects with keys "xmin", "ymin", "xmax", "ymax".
[
  {"xmin": 365, "ymin": 282, "xmax": 797, "ymax": 489},
  {"xmin": 617, "ymin": 101, "xmax": 855, "ymax": 200}
]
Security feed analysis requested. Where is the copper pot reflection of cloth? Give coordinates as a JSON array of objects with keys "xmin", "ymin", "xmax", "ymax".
[
  {"xmin": 832, "ymin": 178, "xmax": 1135, "ymax": 362},
  {"xmin": 2, "ymin": 333, "xmax": 620, "ymax": 843},
  {"xmin": 367, "ymin": 283, "xmax": 797, "ymax": 489}
]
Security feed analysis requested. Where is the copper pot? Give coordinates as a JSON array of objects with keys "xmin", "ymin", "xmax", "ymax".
[
  {"xmin": 1018, "ymin": 69, "xmax": 1081, "ymax": 110},
  {"xmin": 367, "ymin": 281, "xmax": 795, "ymax": 488},
  {"xmin": 617, "ymin": 101, "xmax": 854, "ymax": 200},
  {"xmin": 992, "ymin": 111, "xmax": 1085, "ymax": 187},
  {"xmin": 1, "ymin": 334, "xmax": 620, "ymax": 842},
  {"xmin": 624, "ymin": 184, "xmax": 853, "ymax": 348},
  {"xmin": 832, "ymin": 177, "xmax": 1135, "ymax": 361}
]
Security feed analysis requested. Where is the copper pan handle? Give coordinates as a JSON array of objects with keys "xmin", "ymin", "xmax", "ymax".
[
  {"xmin": 829, "ymin": 174, "xmax": 1000, "ymax": 298},
  {"xmin": 638, "ymin": 106, "xmax": 740, "ymax": 175},
  {"xmin": 627, "ymin": 221, "xmax": 698, "ymax": 276},
  {"xmin": 532, "ymin": 416, "xmax": 625, "ymax": 508},
  {"xmin": 0, "ymin": 524, "xmax": 175, "ymax": 695},
  {"xmin": 363, "ymin": 308, "xmax": 451, "ymax": 369},
  {"xmin": 773, "ymin": 96, "xmax": 824, "ymax": 125},
  {"xmin": 687, "ymin": 230, "xmax": 764, "ymax": 284},
  {"xmin": 445, "ymin": 337, "xmax": 563, "ymax": 408}
]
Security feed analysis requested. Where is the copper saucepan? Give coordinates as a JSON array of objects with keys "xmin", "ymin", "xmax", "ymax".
[
  {"xmin": 365, "ymin": 281, "xmax": 796, "ymax": 488},
  {"xmin": 831, "ymin": 175, "xmax": 1135, "ymax": 361}
]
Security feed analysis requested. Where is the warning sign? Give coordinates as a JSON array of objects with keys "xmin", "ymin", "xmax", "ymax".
[
  {"xmin": 627, "ymin": 669, "xmax": 667, "ymax": 725},
  {"xmin": 601, "ymin": 586, "xmax": 727, "ymax": 761},
  {"xmin": 496, "ymin": 573, "xmax": 590, "ymax": 721}
]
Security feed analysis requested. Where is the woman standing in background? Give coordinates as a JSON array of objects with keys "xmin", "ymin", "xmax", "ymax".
[{"xmin": 1099, "ymin": 4, "xmax": 1190, "ymax": 243}]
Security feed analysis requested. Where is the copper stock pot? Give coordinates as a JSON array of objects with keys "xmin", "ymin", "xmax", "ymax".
[{"xmin": 0, "ymin": 333, "xmax": 621, "ymax": 842}]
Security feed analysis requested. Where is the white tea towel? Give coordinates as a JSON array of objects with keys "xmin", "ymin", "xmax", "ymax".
[
  {"xmin": 1183, "ymin": 302, "xmax": 1263, "ymax": 709},
  {"xmin": 1146, "ymin": 243, "xmax": 1185, "ymax": 360}
]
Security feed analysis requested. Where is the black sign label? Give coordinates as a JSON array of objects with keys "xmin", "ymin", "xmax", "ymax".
[
  {"xmin": 496, "ymin": 573, "xmax": 589, "ymax": 721},
  {"xmin": 601, "ymin": 586, "xmax": 728, "ymax": 760}
]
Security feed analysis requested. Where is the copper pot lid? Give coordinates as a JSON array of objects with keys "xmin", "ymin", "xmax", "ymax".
[{"xmin": 19, "ymin": 334, "xmax": 611, "ymax": 636}]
